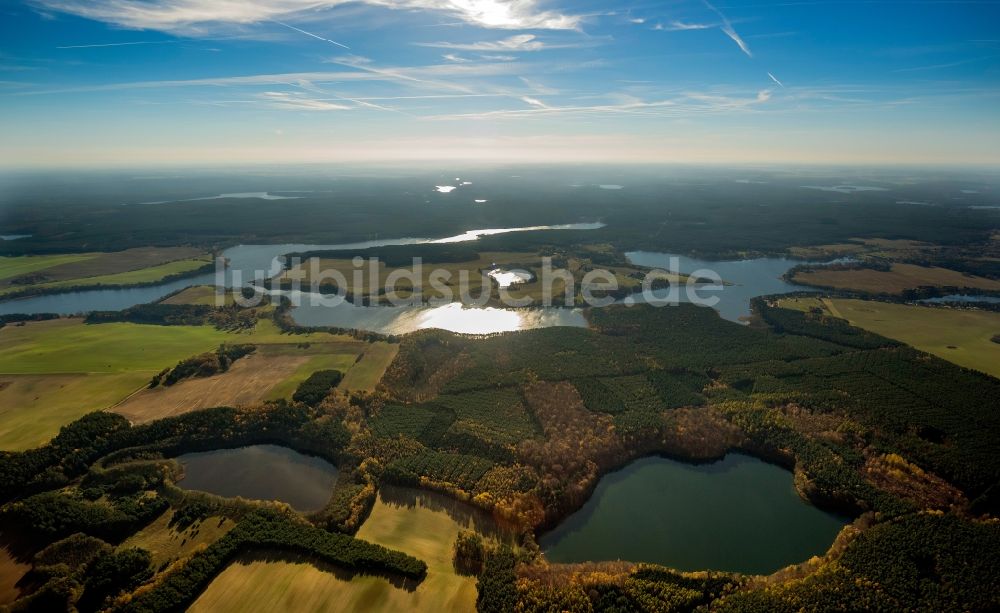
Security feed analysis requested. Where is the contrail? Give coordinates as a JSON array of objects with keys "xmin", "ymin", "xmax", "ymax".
[
  {"xmin": 272, "ymin": 20, "xmax": 349, "ymax": 50},
  {"xmin": 701, "ymin": 0, "xmax": 752, "ymax": 58},
  {"xmin": 767, "ymin": 72, "xmax": 784, "ymax": 87},
  {"xmin": 58, "ymin": 40, "xmax": 177, "ymax": 49}
]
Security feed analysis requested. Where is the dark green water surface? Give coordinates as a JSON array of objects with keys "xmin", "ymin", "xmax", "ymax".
[
  {"xmin": 176, "ymin": 444, "xmax": 338, "ymax": 512},
  {"xmin": 540, "ymin": 454, "xmax": 848, "ymax": 574}
]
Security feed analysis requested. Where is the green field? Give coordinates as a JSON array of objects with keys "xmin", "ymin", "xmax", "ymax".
[
  {"xmin": 0, "ymin": 319, "xmax": 231, "ymax": 374},
  {"xmin": 191, "ymin": 487, "xmax": 497, "ymax": 612},
  {"xmin": 0, "ymin": 318, "xmax": 373, "ymax": 449},
  {"xmin": 0, "ymin": 256, "xmax": 212, "ymax": 296},
  {"xmin": 825, "ymin": 299, "xmax": 1000, "ymax": 378},
  {"xmin": 774, "ymin": 296, "xmax": 828, "ymax": 314},
  {"xmin": 340, "ymin": 342, "xmax": 399, "ymax": 392},
  {"xmin": 0, "ymin": 254, "xmax": 96, "ymax": 282},
  {"xmin": 39, "ymin": 255, "xmax": 211, "ymax": 287},
  {"xmin": 265, "ymin": 351, "xmax": 362, "ymax": 401},
  {"xmin": 0, "ymin": 318, "xmax": 364, "ymax": 375},
  {"xmin": 353, "ymin": 487, "xmax": 484, "ymax": 611},
  {"xmin": 0, "ymin": 372, "xmax": 151, "ymax": 451},
  {"xmin": 0, "ymin": 319, "xmax": 230, "ymax": 449}
]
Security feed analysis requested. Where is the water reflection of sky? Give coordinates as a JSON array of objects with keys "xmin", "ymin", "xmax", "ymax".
[
  {"xmin": 291, "ymin": 299, "xmax": 586, "ymax": 335},
  {"xmin": 487, "ymin": 269, "xmax": 532, "ymax": 288}
]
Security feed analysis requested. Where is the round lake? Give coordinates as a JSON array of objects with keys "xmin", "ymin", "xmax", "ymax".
[
  {"xmin": 539, "ymin": 454, "xmax": 848, "ymax": 575},
  {"xmin": 176, "ymin": 445, "xmax": 338, "ymax": 512}
]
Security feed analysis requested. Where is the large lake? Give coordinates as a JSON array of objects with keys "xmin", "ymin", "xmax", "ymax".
[
  {"xmin": 539, "ymin": 454, "xmax": 847, "ymax": 575},
  {"xmin": 625, "ymin": 251, "xmax": 828, "ymax": 322},
  {"xmin": 175, "ymin": 445, "xmax": 338, "ymax": 512}
]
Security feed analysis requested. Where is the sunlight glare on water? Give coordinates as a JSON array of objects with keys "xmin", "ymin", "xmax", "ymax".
[{"xmin": 412, "ymin": 303, "xmax": 525, "ymax": 334}]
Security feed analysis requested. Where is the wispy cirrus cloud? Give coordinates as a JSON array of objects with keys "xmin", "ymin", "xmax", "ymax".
[
  {"xmin": 257, "ymin": 91, "xmax": 351, "ymax": 111},
  {"xmin": 427, "ymin": 88, "xmax": 775, "ymax": 120},
  {"xmin": 521, "ymin": 95, "xmax": 549, "ymax": 108},
  {"xmin": 479, "ymin": 54, "xmax": 517, "ymax": 61},
  {"xmin": 416, "ymin": 34, "xmax": 545, "ymax": 52},
  {"xmin": 519, "ymin": 76, "xmax": 558, "ymax": 95},
  {"xmin": 655, "ymin": 21, "xmax": 716, "ymax": 32},
  {"xmin": 32, "ymin": 0, "xmax": 581, "ymax": 34},
  {"xmin": 12, "ymin": 59, "xmax": 522, "ymax": 97}
]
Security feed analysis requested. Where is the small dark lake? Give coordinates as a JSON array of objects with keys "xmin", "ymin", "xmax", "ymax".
[
  {"xmin": 176, "ymin": 445, "xmax": 338, "ymax": 512},
  {"xmin": 540, "ymin": 454, "xmax": 847, "ymax": 575}
]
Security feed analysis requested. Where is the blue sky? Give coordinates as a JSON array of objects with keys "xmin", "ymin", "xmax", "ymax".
[{"xmin": 1, "ymin": 0, "xmax": 999, "ymax": 167}]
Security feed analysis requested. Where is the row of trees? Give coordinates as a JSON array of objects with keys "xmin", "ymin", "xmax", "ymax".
[
  {"xmin": 149, "ymin": 344, "xmax": 256, "ymax": 387},
  {"xmin": 0, "ymin": 312, "xmax": 60, "ymax": 328},
  {"xmin": 85, "ymin": 303, "xmax": 214, "ymax": 326}
]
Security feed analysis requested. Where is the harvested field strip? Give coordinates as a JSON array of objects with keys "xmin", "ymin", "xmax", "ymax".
[{"xmin": 113, "ymin": 353, "xmax": 313, "ymax": 423}]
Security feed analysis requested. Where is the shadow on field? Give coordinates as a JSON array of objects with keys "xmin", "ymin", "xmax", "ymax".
[{"xmin": 232, "ymin": 549, "xmax": 420, "ymax": 591}]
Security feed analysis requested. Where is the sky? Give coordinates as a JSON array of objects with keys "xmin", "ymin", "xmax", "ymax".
[{"xmin": 1, "ymin": 0, "xmax": 999, "ymax": 167}]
